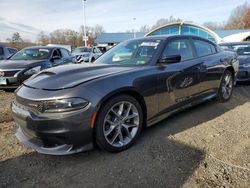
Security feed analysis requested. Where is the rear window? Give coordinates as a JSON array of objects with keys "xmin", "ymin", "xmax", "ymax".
[{"xmin": 0, "ymin": 47, "xmax": 4, "ymax": 55}]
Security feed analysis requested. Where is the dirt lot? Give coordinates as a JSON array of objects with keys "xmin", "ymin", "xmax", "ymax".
[{"xmin": 0, "ymin": 86, "xmax": 249, "ymax": 188}]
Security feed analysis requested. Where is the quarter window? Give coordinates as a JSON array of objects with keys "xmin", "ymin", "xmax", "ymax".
[
  {"xmin": 193, "ymin": 39, "xmax": 216, "ymax": 57},
  {"xmin": 162, "ymin": 39, "xmax": 194, "ymax": 61}
]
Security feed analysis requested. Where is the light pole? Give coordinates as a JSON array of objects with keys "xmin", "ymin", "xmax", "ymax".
[
  {"xmin": 133, "ymin": 18, "xmax": 136, "ymax": 39},
  {"xmin": 82, "ymin": 0, "xmax": 87, "ymax": 46}
]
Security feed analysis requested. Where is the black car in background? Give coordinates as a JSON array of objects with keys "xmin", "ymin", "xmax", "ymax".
[
  {"xmin": 12, "ymin": 35, "xmax": 239, "ymax": 155},
  {"xmin": 0, "ymin": 46, "xmax": 75, "ymax": 89},
  {"xmin": 0, "ymin": 44, "xmax": 18, "ymax": 60},
  {"xmin": 220, "ymin": 42, "xmax": 250, "ymax": 82}
]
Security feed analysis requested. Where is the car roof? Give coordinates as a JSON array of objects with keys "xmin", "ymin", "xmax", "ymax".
[
  {"xmin": 23, "ymin": 46, "xmax": 57, "ymax": 50},
  {"xmin": 219, "ymin": 42, "xmax": 250, "ymax": 46},
  {"xmin": 134, "ymin": 34, "xmax": 216, "ymax": 43}
]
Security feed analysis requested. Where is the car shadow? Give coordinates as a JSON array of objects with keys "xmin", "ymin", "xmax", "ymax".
[{"xmin": 0, "ymin": 86, "xmax": 250, "ymax": 187}]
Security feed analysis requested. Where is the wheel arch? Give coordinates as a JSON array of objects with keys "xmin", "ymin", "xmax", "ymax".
[
  {"xmin": 94, "ymin": 87, "xmax": 148, "ymax": 129},
  {"xmin": 225, "ymin": 66, "xmax": 236, "ymax": 84}
]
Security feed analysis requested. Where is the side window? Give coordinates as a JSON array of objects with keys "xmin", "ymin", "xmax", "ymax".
[
  {"xmin": 52, "ymin": 49, "xmax": 62, "ymax": 58},
  {"xmin": 193, "ymin": 39, "xmax": 216, "ymax": 57},
  {"xmin": 60, "ymin": 48, "xmax": 70, "ymax": 57},
  {"xmin": 97, "ymin": 48, "xmax": 102, "ymax": 53},
  {"xmin": 162, "ymin": 38, "xmax": 194, "ymax": 61},
  {"xmin": 0, "ymin": 47, "xmax": 4, "ymax": 55},
  {"xmin": 8, "ymin": 48, "xmax": 12, "ymax": 54},
  {"xmin": 93, "ymin": 48, "xmax": 97, "ymax": 53}
]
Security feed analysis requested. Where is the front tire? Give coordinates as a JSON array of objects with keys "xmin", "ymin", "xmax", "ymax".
[
  {"xmin": 95, "ymin": 95, "xmax": 143, "ymax": 152},
  {"xmin": 217, "ymin": 70, "xmax": 234, "ymax": 103}
]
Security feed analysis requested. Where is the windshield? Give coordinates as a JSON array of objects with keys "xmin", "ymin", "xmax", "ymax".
[
  {"xmin": 10, "ymin": 48, "xmax": 51, "ymax": 60},
  {"xmin": 220, "ymin": 44, "xmax": 250, "ymax": 56},
  {"xmin": 73, "ymin": 47, "xmax": 91, "ymax": 54},
  {"xmin": 95, "ymin": 39, "xmax": 162, "ymax": 65}
]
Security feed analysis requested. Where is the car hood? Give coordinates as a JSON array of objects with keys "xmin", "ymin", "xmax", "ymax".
[
  {"xmin": 0, "ymin": 60, "xmax": 46, "ymax": 69},
  {"xmin": 24, "ymin": 64, "xmax": 137, "ymax": 90},
  {"xmin": 238, "ymin": 56, "xmax": 250, "ymax": 65}
]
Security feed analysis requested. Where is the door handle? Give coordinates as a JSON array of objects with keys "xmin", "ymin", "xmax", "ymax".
[{"xmin": 195, "ymin": 66, "xmax": 201, "ymax": 71}]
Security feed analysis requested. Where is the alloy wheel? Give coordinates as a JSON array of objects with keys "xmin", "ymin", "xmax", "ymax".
[
  {"xmin": 221, "ymin": 72, "xmax": 233, "ymax": 100},
  {"xmin": 103, "ymin": 101, "xmax": 140, "ymax": 148}
]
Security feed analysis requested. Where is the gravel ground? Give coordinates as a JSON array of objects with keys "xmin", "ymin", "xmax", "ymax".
[{"xmin": 0, "ymin": 86, "xmax": 249, "ymax": 188}]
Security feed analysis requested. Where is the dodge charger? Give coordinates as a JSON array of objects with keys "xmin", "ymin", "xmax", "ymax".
[{"xmin": 11, "ymin": 35, "xmax": 239, "ymax": 155}]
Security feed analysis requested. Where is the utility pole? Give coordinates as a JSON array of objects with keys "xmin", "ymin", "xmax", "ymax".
[
  {"xmin": 82, "ymin": 0, "xmax": 87, "ymax": 46},
  {"xmin": 133, "ymin": 18, "xmax": 136, "ymax": 39}
]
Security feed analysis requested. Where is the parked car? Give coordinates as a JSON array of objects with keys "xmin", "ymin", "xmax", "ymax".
[
  {"xmin": 12, "ymin": 35, "xmax": 238, "ymax": 155},
  {"xmin": 0, "ymin": 46, "xmax": 75, "ymax": 89},
  {"xmin": 220, "ymin": 42, "xmax": 250, "ymax": 82},
  {"xmin": 0, "ymin": 44, "xmax": 18, "ymax": 60},
  {"xmin": 97, "ymin": 46, "xmax": 112, "ymax": 53},
  {"xmin": 72, "ymin": 46, "xmax": 102, "ymax": 63}
]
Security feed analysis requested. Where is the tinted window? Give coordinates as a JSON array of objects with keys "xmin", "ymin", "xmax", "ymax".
[
  {"xmin": 0, "ymin": 47, "xmax": 4, "ymax": 55},
  {"xmin": 162, "ymin": 39, "xmax": 194, "ymax": 61},
  {"xmin": 193, "ymin": 39, "xmax": 216, "ymax": 57},
  {"xmin": 52, "ymin": 49, "xmax": 62, "ymax": 58},
  {"xmin": 60, "ymin": 48, "xmax": 70, "ymax": 57}
]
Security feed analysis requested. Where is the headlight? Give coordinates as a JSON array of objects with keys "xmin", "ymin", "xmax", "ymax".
[
  {"xmin": 24, "ymin": 66, "xmax": 41, "ymax": 76},
  {"xmin": 242, "ymin": 63, "xmax": 250, "ymax": 68},
  {"xmin": 42, "ymin": 98, "xmax": 89, "ymax": 113}
]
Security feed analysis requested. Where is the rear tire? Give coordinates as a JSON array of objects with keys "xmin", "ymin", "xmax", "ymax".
[
  {"xmin": 217, "ymin": 70, "xmax": 234, "ymax": 103},
  {"xmin": 95, "ymin": 95, "xmax": 143, "ymax": 152}
]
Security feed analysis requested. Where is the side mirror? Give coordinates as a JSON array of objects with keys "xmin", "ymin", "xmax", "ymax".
[{"xmin": 158, "ymin": 55, "xmax": 181, "ymax": 64}]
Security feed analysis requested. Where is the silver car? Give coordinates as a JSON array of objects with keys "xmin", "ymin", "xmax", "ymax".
[{"xmin": 72, "ymin": 46, "xmax": 102, "ymax": 63}]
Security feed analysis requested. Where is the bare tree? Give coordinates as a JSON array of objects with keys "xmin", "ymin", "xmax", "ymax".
[
  {"xmin": 243, "ymin": 8, "xmax": 250, "ymax": 29},
  {"xmin": 203, "ymin": 22, "xmax": 225, "ymax": 30},
  {"xmin": 139, "ymin": 25, "xmax": 150, "ymax": 32},
  {"xmin": 79, "ymin": 24, "xmax": 105, "ymax": 45},
  {"xmin": 225, "ymin": 2, "xmax": 249, "ymax": 29},
  {"xmin": 151, "ymin": 16, "xmax": 182, "ymax": 30},
  {"xmin": 37, "ymin": 32, "xmax": 50, "ymax": 45}
]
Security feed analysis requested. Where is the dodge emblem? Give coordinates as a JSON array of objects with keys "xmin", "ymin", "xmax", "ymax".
[{"xmin": 0, "ymin": 71, "xmax": 4, "ymax": 77}]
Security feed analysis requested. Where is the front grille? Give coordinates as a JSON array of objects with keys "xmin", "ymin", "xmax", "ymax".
[
  {"xmin": 2, "ymin": 70, "xmax": 21, "ymax": 77},
  {"xmin": 16, "ymin": 96, "xmax": 44, "ymax": 112}
]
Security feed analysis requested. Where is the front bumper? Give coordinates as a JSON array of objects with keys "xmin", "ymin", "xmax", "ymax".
[
  {"xmin": 11, "ymin": 100, "xmax": 94, "ymax": 155},
  {"xmin": 237, "ymin": 67, "xmax": 250, "ymax": 82}
]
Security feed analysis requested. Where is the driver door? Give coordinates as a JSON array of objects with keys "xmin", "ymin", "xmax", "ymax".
[{"xmin": 51, "ymin": 49, "xmax": 63, "ymax": 66}]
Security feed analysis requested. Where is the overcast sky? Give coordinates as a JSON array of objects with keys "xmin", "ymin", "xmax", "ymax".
[{"xmin": 0, "ymin": 0, "xmax": 247, "ymax": 42}]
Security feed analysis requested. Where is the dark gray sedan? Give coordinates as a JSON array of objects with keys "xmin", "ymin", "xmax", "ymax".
[
  {"xmin": 11, "ymin": 35, "xmax": 239, "ymax": 155},
  {"xmin": 220, "ymin": 42, "xmax": 250, "ymax": 82}
]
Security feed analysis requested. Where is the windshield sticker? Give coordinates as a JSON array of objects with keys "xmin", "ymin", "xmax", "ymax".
[
  {"xmin": 39, "ymin": 49, "xmax": 49, "ymax": 52},
  {"xmin": 140, "ymin": 42, "xmax": 159, "ymax": 47}
]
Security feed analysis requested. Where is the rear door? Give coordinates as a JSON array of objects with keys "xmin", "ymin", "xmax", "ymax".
[
  {"xmin": 191, "ymin": 38, "xmax": 222, "ymax": 93},
  {"xmin": 157, "ymin": 37, "xmax": 203, "ymax": 113}
]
